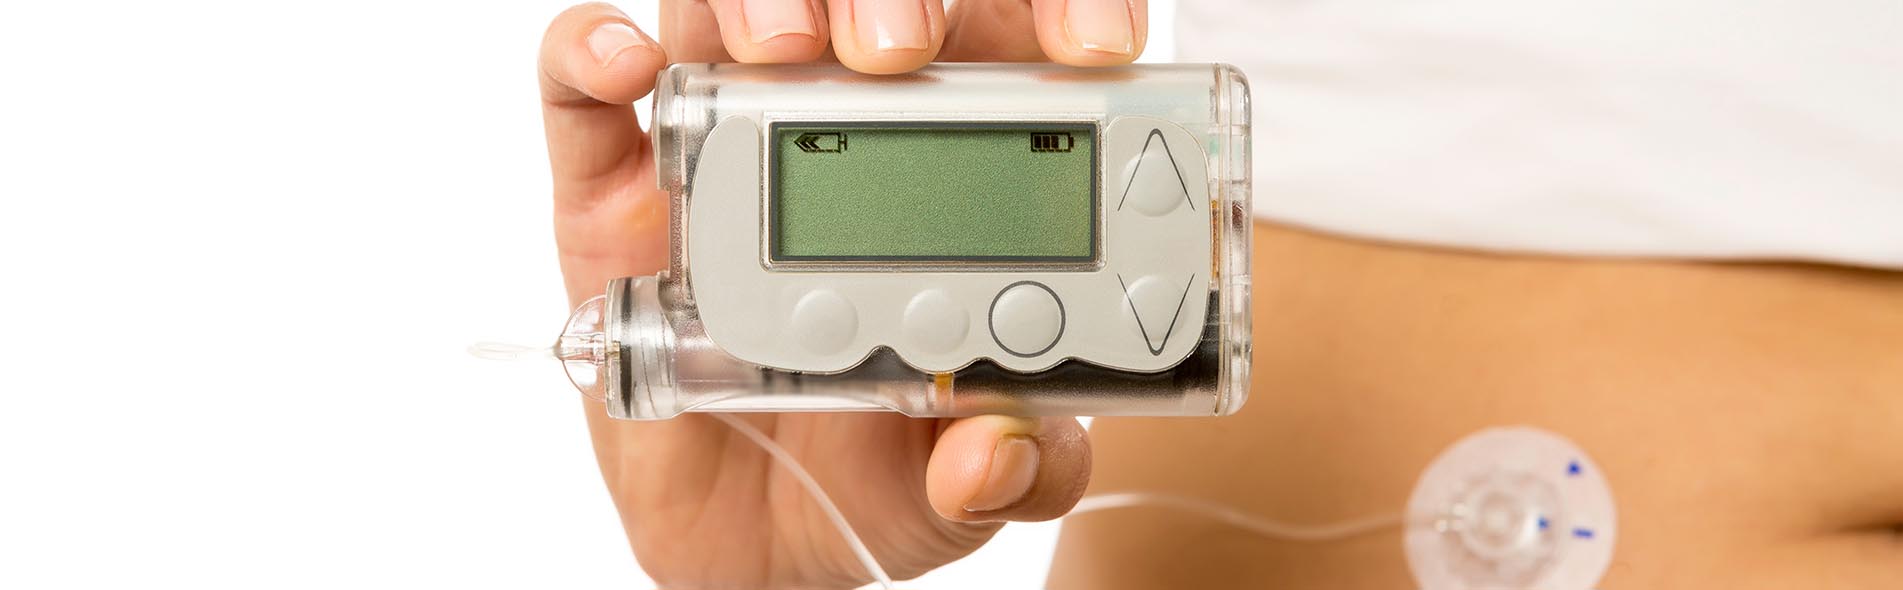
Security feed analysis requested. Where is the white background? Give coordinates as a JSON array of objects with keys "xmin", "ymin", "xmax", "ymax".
[{"xmin": 0, "ymin": 1, "xmax": 1174, "ymax": 587}]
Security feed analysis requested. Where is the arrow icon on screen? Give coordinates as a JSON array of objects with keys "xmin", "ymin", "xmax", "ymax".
[{"xmin": 795, "ymin": 132, "xmax": 846, "ymax": 153}]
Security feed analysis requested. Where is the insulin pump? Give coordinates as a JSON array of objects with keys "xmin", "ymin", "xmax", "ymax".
[{"xmin": 554, "ymin": 63, "xmax": 1253, "ymax": 420}]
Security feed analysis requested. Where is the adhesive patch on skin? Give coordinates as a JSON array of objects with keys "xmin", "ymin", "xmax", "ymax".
[{"xmin": 1405, "ymin": 427, "xmax": 1617, "ymax": 590}]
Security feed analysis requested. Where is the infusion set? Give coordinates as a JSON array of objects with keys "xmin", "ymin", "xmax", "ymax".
[{"xmin": 553, "ymin": 63, "xmax": 1253, "ymax": 420}]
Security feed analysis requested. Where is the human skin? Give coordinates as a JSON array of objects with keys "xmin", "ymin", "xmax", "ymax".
[
  {"xmin": 538, "ymin": 1, "xmax": 1145, "ymax": 586},
  {"xmin": 1049, "ymin": 222, "xmax": 1903, "ymax": 588}
]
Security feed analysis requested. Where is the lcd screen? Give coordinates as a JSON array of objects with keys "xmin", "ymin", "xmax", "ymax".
[{"xmin": 770, "ymin": 123, "xmax": 1096, "ymax": 262}]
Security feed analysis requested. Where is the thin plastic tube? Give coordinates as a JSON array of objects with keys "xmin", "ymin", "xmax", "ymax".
[
  {"xmin": 1069, "ymin": 492, "xmax": 1403, "ymax": 542},
  {"xmin": 465, "ymin": 341, "xmax": 554, "ymax": 361},
  {"xmin": 473, "ymin": 347, "xmax": 1403, "ymax": 584},
  {"xmin": 711, "ymin": 413, "xmax": 894, "ymax": 590}
]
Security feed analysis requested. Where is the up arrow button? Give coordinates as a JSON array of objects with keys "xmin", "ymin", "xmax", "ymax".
[{"xmin": 1115, "ymin": 129, "xmax": 1195, "ymax": 217}]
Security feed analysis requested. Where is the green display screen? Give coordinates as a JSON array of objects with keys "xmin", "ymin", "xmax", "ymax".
[{"xmin": 770, "ymin": 124, "xmax": 1096, "ymax": 262}]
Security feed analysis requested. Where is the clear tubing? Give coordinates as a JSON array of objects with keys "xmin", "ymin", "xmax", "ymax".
[
  {"xmin": 471, "ymin": 338, "xmax": 1604, "ymax": 588},
  {"xmin": 465, "ymin": 342, "xmax": 555, "ymax": 361},
  {"xmin": 1069, "ymin": 492, "xmax": 1404, "ymax": 543},
  {"xmin": 710, "ymin": 414, "xmax": 893, "ymax": 590}
]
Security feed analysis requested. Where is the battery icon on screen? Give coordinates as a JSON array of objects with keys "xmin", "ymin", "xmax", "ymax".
[
  {"xmin": 1030, "ymin": 132, "xmax": 1074, "ymax": 153},
  {"xmin": 794, "ymin": 132, "xmax": 847, "ymax": 153}
]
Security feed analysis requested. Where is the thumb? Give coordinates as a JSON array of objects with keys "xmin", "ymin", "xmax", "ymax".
[
  {"xmin": 538, "ymin": 3, "xmax": 672, "ymax": 305},
  {"xmin": 539, "ymin": 3, "xmax": 667, "ymax": 210},
  {"xmin": 927, "ymin": 416, "xmax": 1093, "ymax": 523}
]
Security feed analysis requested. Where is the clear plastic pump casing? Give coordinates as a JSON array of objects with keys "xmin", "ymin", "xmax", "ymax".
[{"xmin": 560, "ymin": 63, "xmax": 1252, "ymax": 420}]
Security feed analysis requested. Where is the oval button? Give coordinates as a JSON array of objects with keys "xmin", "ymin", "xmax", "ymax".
[
  {"xmin": 903, "ymin": 290, "xmax": 968, "ymax": 354},
  {"xmin": 988, "ymin": 282, "xmax": 1065, "ymax": 357},
  {"xmin": 788, "ymin": 290, "xmax": 857, "ymax": 355}
]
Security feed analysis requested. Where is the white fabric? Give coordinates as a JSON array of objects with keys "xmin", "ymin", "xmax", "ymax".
[{"xmin": 1178, "ymin": 1, "xmax": 1903, "ymax": 269}]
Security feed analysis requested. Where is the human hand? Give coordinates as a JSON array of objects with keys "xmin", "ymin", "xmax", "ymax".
[{"xmin": 540, "ymin": 1, "xmax": 1144, "ymax": 586}]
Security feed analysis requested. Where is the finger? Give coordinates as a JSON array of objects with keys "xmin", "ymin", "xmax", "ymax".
[
  {"xmin": 541, "ymin": 3, "xmax": 667, "ymax": 204},
  {"xmin": 661, "ymin": 0, "xmax": 732, "ymax": 62},
  {"xmin": 826, "ymin": 0, "xmax": 946, "ymax": 74},
  {"xmin": 1030, "ymin": 0, "xmax": 1146, "ymax": 66},
  {"xmin": 703, "ymin": 0, "xmax": 830, "ymax": 62},
  {"xmin": 940, "ymin": 0, "xmax": 1044, "ymax": 62},
  {"xmin": 926, "ymin": 416, "xmax": 1092, "ymax": 523},
  {"xmin": 539, "ymin": 3, "xmax": 672, "ymax": 304}
]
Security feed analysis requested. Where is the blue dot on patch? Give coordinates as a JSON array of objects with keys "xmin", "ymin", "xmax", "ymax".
[
  {"xmin": 1572, "ymin": 527, "xmax": 1595, "ymax": 540},
  {"xmin": 1567, "ymin": 460, "xmax": 1583, "ymax": 476}
]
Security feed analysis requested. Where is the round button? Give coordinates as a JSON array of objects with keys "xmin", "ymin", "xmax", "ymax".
[
  {"xmin": 988, "ymin": 282, "xmax": 1064, "ymax": 357},
  {"xmin": 788, "ymin": 290, "xmax": 857, "ymax": 355},
  {"xmin": 1119, "ymin": 133, "xmax": 1190, "ymax": 217},
  {"xmin": 902, "ymin": 290, "xmax": 969, "ymax": 354}
]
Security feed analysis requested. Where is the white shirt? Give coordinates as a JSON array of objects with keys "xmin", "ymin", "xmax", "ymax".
[{"xmin": 1177, "ymin": 1, "xmax": 1903, "ymax": 269}]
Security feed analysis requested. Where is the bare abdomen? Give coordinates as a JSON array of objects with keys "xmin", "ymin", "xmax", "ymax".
[{"xmin": 1050, "ymin": 223, "xmax": 1903, "ymax": 589}]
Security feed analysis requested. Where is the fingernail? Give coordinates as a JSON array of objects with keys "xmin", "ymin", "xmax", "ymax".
[
  {"xmin": 965, "ymin": 436, "xmax": 1039, "ymax": 512},
  {"xmin": 1064, "ymin": 0, "xmax": 1134, "ymax": 55},
  {"xmin": 855, "ymin": 0, "xmax": 929, "ymax": 51},
  {"xmin": 587, "ymin": 22, "xmax": 648, "ymax": 67},
  {"xmin": 743, "ymin": 0, "xmax": 818, "ymax": 44}
]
